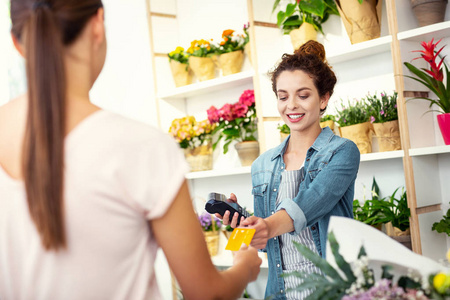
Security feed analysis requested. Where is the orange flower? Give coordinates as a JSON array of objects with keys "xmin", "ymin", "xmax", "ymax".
[{"xmin": 222, "ymin": 29, "xmax": 234, "ymax": 37}]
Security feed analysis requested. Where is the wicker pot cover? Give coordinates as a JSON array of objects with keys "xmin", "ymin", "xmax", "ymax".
[
  {"xmin": 339, "ymin": 122, "xmax": 373, "ymax": 154},
  {"xmin": 169, "ymin": 60, "xmax": 192, "ymax": 87},
  {"xmin": 411, "ymin": 0, "xmax": 448, "ymax": 27},
  {"xmin": 372, "ymin": 120, "xmax": 402, "ymax": 152},
  {"xmin": 203, "ymin": 231, "xmax": 220, "ymax": 256},
  {"xmin": 188, "ymin": 56, "xmax": 215, "ymax": 81},
  {"xmin": 183, "ymin": 140, "xmax": 213, "ymax": 172},
  {"xmin": 217, "ymin": 50, "xmax": 244, "ymax": 76},
  {"xmin": 336, "ymin": 0, "xmax": 382, "ymax": 44},
  {"xmin": 235, "ymin": 141, "xmax": 260, "ymax": 166},
  {"xmin": 289, "ymin": 23, "xmax": 317, "ymax": 51}
]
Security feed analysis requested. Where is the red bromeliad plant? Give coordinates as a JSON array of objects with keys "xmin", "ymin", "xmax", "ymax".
[
  {"xmin": 207, "ymin": 89, "xmax": 257, "ymax": 154},
  {"xmin": 404, "ymin": 38, "xmax": 450, "ymax": 114}
]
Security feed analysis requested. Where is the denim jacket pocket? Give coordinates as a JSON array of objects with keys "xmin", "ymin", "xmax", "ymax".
[{"xmin": 252, "ymin": 183, "xmax": 268, "ymax": 218}]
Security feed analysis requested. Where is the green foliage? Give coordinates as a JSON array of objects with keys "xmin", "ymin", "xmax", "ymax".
[
  {"xmin": 273, "ymin": 0, "xmax": 339, "ymax": 35},
  {"xmin": 365, "ymin": 91, "xmax": 399, "ymax": 123},
  {"xmin": 432, "ymin": 205, "xmax": 450, "ymax": 236},
  {"xmin": 335, "ymin": 99, "xmax": 370, "ymax": 127},
  {"xmin": 168, "ymin": 46, "xmax": 189, "ymax": 64},
  {"xmin": 277, "ymin": 123, "xmax": 291, "ymax": 134},
  {"xmin": 320, "ymin": 114, "xmax": 335, "ymax": 122}
]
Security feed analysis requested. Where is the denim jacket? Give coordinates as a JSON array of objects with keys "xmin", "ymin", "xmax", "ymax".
[{"xmin": 251, "ymin": 127, "xmax": 360, "ymax": 299}]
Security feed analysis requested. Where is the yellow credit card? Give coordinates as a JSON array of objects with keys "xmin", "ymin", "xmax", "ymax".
[{"xmin": 225, "ymin": 228, "xmax": 256, "ymax": 251}]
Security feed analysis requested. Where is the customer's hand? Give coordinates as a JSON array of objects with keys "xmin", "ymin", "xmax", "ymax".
[
  {"xmin": 241, "ymin": 216, "xmax": 270, "ymax": 250},
  {"xmin": 233, "ymin": 244, "xmax": 262, "ymax": 282},
  {"xmin": 214, "ymin": 193, "xmax": 244, "ymax": 228}
]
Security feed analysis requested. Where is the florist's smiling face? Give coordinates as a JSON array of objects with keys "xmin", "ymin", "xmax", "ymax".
[{"xmin": 276, "ymin": 70, "xmax": 328, "ymax": 134}]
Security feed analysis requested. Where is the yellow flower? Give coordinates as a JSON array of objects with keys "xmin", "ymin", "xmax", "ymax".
[
  {"xmin": 222, "ymin": 29, "xmax": 234, "ymax": 37},
  {"xmin": 434, "ymin": 272, "xmax": 450, "ymax": 294}
]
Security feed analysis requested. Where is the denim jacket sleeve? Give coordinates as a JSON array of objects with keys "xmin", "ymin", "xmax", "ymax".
[{"xmin": 276, "ymin": 138, "xmax": 360, "ymax": 235}]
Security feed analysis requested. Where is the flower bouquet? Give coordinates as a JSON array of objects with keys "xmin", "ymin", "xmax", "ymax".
[
  {"xmin": 404, "ymin": 39, "xmax": 450, "ymax": 145},
  {"xmin": 168, "ymin": 116, "xmax": 215, "ymax": 172},
  {"xmin": 207, "ymin": 89, "xmax": 259, "ymax": 166},
  {"xmin": 198, "ymin": 212, "xmax": 222, "ymax": 256},
  {"xmin": 167, "ymin": 46, "xmax": 192, "ymax": 87},
  {"xmin": 273, "ymin": 0, "xmax": 339, "ymax": 50},
  {"xmin": 186, "ymin": 39, "xmax": 217, "ymax": 81},
  {"xmin": 336, "ymin": 99, "xmax": 373, "ymax": 154},
  {"xmin": 214, "ymin": 29, "xmax": 246, "ymax": 76},
  {"xmin": 366, "ymin": 91, "xmax": 402, "ymax": 152}
]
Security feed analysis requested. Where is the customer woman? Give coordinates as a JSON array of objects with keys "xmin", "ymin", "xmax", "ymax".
[
  {"xmin": 0, "ymin": 1, "xmax": 261, "ymax": 299},
  {"xmin": 219, "ymin": 40, "xmax": 360, "ymax": 299}
]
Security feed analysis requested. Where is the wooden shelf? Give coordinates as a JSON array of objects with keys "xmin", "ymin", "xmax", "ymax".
[
  {"xmin": 409, "ymin": 145, "xmax": 450, "ymax": 157},
  {"xmin": 158, "ymin": 70, "xmax": 255, "ymax": 100},
  {"xmin": 327, "ymin": 36, "xmax": 392, "ymax": 64},
  {"xmin": 360, "ymin": 150, "xmax": 404, "ymax": 162},
  {"xmin": 186, "ymin": 166, "xmax": 251, "ymax": 179},
  {"xmin": 397, "ymin": 20, "xmax": 450, "ymax": 42}
]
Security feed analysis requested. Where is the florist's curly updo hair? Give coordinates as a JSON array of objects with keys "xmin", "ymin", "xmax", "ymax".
[{"xmin": 269, "ymin": 40, "xmax": 337, "ymax": 113}]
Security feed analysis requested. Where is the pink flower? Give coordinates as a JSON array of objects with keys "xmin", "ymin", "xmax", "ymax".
[
  {"xmin": 413, "ymin": 38, "xmax": 445, "ymax": 82},
  {"xmin": 207, "ymin": 106, "xmax": 220, "ymax": 123},
  {"xmin": 219, "ymin": 103, "xmax": 234, "ymax": 121},
  {"xmin": 370, "ymin": 116, "xmax": 375, "ymax": 123},
  {"xmin": 232, "ymin": 103, "xmax": 249, "ymax": 119},
  {"xmin": 239, "ymin": 89, "xmax": 255, "ymax": 107}
]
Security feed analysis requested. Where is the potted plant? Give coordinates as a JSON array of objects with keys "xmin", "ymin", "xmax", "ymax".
[
  {"xmin": 198, "ymin": 212, "xmax": 222, "ymax": 256},
  {"xmin": 168, "ymin": 116, "xmax": 215, "ymax": 172},
  {"xmin": 336, "ymin": 98, "xmax": 373, "ymax": 154},
  {"xmin": 168, "ymin": 46, "xmax": 192, "ymax": 87},
  {"xmin": 366, "ymin": 91, "xmax": 402, "ymax": 152},
  {"xmin": 273, "ymin": 0, "xmax": 339, "ymax": 50},
  {"xmin": 411, "ymin": 0, "xmax": 448, "ymax": 27},
  {"xmin": 214, "ymin": 29, "xmax": 246, "ymax": 76},
  {"xmin": 335, "ymin": 0, "xmax": 383, "ymax": 44},
  {"xmin": 404, "ymin": 38, "xmax": 450, "ymax": 145},
  {"xmin": 186, "ymin": 39, "xmax": 217, "ymax": 81},
  {"xmin": 353, "ymin": 178, "xmax": 387, "ymax": 230},
  {"xmin": 432, "ymin": 205, "xmax": 450, "ymax": 237},
  {"xmin": 277, "ymin": 123, "xmax": 290, "ymax": 143},
  {"xmin": 207, "ymin": 89, "xmax": 258, "ymax": 166},
  {"xmin": 320, "ymin": 114, "xmax": 336, "ymax": 130}
]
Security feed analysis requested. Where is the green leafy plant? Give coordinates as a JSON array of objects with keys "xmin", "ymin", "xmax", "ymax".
[
  {"xmin": 273, "ymin": 0, "xmax": 339, "ymax": 35},
  {"xmin": 335, "ymin": 99, "xmax": 370, "ymax": 127},
  {"xmin": 353, "ymin": 178, "xmax": 386, "ymax": 227},
  {"xmin": 277, "ymin": 123, "xmax": 290, "ymax": 134},
  {"xmin": 366, "ymin": 91, "xmax": 399, "ymax": 123},
  {"xmin": 432, "ymin": 206, "xmax": 450, "ymax": 236},
  {"xmin": 275, "ymin": 231, "xmax": 447, "ymax": 299},
  {"xmin": 404, "ymin": 38, "xmax": 450, "ymax": 114},
  {"xmin": 320, "ymin": 114, "xmax": 335, "ymax": 122},
  {"xmin": 379, "ymin": 187, "xmax": 410, "ymax": 232}
]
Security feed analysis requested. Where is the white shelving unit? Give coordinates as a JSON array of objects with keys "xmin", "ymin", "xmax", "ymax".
[
  {"xmin": 409, "ymin": 145, "xmax": 450, "ymax": 157},
  {"xmin": 397, "ymin": 20, "xmax": 450, "ymax": 41}
]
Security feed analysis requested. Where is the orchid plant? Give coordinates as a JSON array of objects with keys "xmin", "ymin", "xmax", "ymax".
[
  {"xmin": 207, "ymin": 89, "xmax": 257, "ymax": 154},
  {"xmin": 404, "ymin": 38, "xmax": 450, "ymax": 114}
]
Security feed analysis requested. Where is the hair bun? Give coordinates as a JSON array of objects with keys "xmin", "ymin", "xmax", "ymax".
[{"xmin": 294, "ymin": 40, "xmax": 326, "ymax": 62}]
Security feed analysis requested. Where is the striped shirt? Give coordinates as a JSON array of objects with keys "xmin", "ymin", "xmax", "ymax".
[{"xmin": 276, "ymin": 167, "xmax": 322, "ymax": 300}]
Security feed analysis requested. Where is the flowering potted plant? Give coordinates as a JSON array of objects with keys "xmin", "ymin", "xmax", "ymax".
[
  {"xmin": 168, "ymin": 116, "xmax": 215, "ymax": 172},
  {"xmin": 198, "ymin": 212, "xmax": 222, "ymax": 256},
  {"xmin": 167, "ymin": 46, "xmax": 192, "ymax": 87},
  {"xmin": 214, "ymin": 29, "xmax": 246, "ymax": 76},
  {"xmin": 320, "ymin": 114, "xmax": 336, "ymax": 130},
  {"xmin": 366, "ymin": 91, "xmax": 402, "ymax": 152},
  {"xmin": 273, "ymin": 0, "xmax": 339, "ymax": 50},
  {"xmin": 207, "ymin": 89, "xmax": 259, "ymax": 166},
  {"xmin": 186, "ymin": 39, "xmax": 217, "ymax": 81},
  {"xmin": 404, "ymin": 39, "xmax": 450, "ymax": 145},
  {"xmin": 336, "ymin": 99, "xmax": 373, "ymax": 154}
]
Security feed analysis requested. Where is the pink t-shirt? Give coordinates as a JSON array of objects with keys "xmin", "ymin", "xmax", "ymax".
[{"xmin": 0, "ymin": 110, "xmax": 189, "ymax": 300}]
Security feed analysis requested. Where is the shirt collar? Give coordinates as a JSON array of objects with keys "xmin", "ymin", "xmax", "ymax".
[{"xmin": 270, "ymin": 127, "xmax": 334, "ymax": 161}]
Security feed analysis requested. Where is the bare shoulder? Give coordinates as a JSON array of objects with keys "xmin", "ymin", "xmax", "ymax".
[{"xmin": 0, "ymin": 94, "xmax": 27, "ymax": 126}]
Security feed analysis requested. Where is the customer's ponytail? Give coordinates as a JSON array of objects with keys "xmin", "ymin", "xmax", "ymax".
[{"xmin": 22, "ymin": 4, "xmax": 67, "ymax": 250}]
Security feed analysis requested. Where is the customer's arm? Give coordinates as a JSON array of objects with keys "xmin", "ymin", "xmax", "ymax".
[{"xmin": 150, "ymin": 180, "xmax": 261, "ymax": 300}]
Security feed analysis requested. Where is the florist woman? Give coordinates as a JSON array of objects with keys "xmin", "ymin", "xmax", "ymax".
[{"xmin": 219, "ymin": 40, "xmax": 360, "ymax": 299}]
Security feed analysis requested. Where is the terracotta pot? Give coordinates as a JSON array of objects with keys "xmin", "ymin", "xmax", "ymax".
[
  {"xmin": 320, "ymin": 120, "xmax": 335, "ymax": 130},
  {"xmin": 336, "ymin": 0, "xmax": 382, "ymax": 44},
  {"xmin": 437, "ymin": 113, "xmax": 450, "ymax": 145},
  {"xmin": 372, "ymin": 120, "xmax": 402, "ymax": 152},
  {"xmin": 289, "ymin": 23, "xmax": 317, "ymax": 51},
  {"xmin": 411, "ymin": 0, "xmax": 448, "ymax": 27},
  {"xmin": 188, "ymin": 56, "xmax": 215, "ymax": 81},
  {"xmin": 184, "ymin": 140, "xmax": 213, "ymax": 172},
  {"xmin": 235, "ymin": 141, "xmax": 260, "ymax": 166},
  {"xmin": 169, "ymin": 60, "xmax": 192, "ymax": 87},
  {"xmin": 217, "ymin": 50, "xmax": 244, "ymax": 76},
  {"xmin": 339, "ymin": 122, "xmax": 373, "ymax": 154}
]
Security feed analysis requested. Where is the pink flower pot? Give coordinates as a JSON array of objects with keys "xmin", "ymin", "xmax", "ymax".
[{"xmin": 437, "ymin": 113, "xmax": 450, "ymax": 145}]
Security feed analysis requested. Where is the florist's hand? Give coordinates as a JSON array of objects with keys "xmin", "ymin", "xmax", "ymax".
[
  {"xmin": 241, "ymin": 216, "xmax": 270, "ymax": 250},
  {"xmin": 214, "ymin": 193, "xmax": 244, "ymax": 228}
]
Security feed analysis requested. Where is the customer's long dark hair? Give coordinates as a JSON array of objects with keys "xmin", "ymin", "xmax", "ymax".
[{"xmin": 10, "ymin": 0, "xmax": 103, "ymax": 250}]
